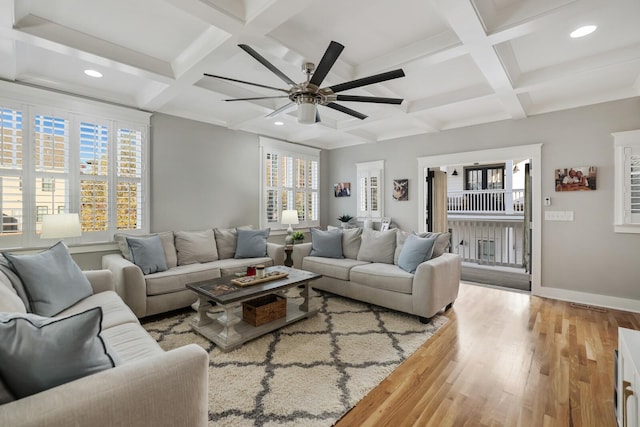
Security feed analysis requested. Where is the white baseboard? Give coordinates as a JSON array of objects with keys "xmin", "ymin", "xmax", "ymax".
[{"xmin": 533, "ymin": 286, "xmax": 640, "ymax": 314}]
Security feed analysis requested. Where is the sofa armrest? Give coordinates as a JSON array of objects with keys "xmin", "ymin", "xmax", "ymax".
[
  {"xmin": 0, "ymin": 344, "xmax": 209, "ymax": 427},
  {"xmin": 267, "ymin": 242, "xmax": 285, "ymax": 266},
  {"xmin": 412, "ymin": 253, "xmax": 461, "ymax": 318},
  {"xmin": 83, "ymin": 269, "xmax": 115, "ymax": 294},
  {"xmin": 291, "ymin": 242, "xmax": 313, "ymax": 269},
  {"xmin": 102, "ymin": 254, "xmax": 147, "ymax": 318}
]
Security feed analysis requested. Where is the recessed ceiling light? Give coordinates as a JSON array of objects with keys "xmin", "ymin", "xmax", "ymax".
[
  {"xmin": 274, "ymin": 121, "xmax": 284, "ymax": 126},
  {"xmin": 570, "ymin": 25, "xmax": 597, "ymax": 38},
  {"xmin": 84, "ymin": 69, "xmax": 103, "ymax": 78}
]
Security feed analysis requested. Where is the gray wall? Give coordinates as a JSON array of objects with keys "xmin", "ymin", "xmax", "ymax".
[
  {"xmin": 150, "ymin": 113, "xmax": 261, "ymax": 232},
  {"xmin": 326, "ymin": 97, "xmax": 640, "ymax": 300}
]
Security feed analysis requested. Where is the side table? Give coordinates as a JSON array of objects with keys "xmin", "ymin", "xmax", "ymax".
[{"xmin": 284, "ymin": 245, "xmax": 293, "ymax": 267}]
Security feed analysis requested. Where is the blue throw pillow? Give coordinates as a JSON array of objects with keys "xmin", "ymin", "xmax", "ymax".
[
  {"xmin": 397, "ymin": 234, "xmax": 437, "ymax": 273},
  {"xmin": 310, "ymin": 228, "xmax": 344, "ymax": 259},
  {"xmin": 235, "ymin": 228, "xmax": 270, "ymax": 258},
  {"xmin": 3, "ymin": 241, "xmax": 93, "ymax": 316},
  {"xmin": 126, "ymin": 235, "xmax": 168, "ymax": 275},
  {"xmin": 0, "ymin": 307, "xmax": 117, "ymax": 399}
]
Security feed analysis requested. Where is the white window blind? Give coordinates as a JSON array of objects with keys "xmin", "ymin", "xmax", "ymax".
[
  {"xmin": 613, "ymin": 130, "xmax": 640, "ymax": 233},
  {"xmin": 357, "ymin": 160, "xmax": 384, "ymax": 220},
  {"xmin": 0, "ymin": 88, "xmax": 149, "ymax": 248},
  {"xmin": 260, "ymin": 137, "xmax": 319, "ymax": 229}
]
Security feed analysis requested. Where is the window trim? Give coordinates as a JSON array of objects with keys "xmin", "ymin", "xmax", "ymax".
[
  {"xmin": 613, "ymin": 129, "xmax": 640, "ymax": 233},
  {"xmin": 259, "ymin": 137, "xmax": 320, "ymax": 230}
]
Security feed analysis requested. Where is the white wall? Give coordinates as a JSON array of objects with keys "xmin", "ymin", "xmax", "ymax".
[{"xmin": 326, "ymin": 97, "xmax": 640, "ymax": 303}]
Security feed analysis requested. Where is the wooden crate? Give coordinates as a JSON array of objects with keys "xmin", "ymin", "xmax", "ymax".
[{"xmin": 242, "ymin": 294, "xmax": 286, "ymax": 326}]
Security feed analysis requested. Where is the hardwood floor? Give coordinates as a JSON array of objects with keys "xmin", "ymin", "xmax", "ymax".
[{"xmin": 336, "ymin": 282, "xmax": 640, "ymax": 427}]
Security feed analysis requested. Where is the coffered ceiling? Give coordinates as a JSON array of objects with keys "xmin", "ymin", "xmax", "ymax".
[{"xmin": 1, "ymin": 0, "xmax": 639, "ymax": 149}]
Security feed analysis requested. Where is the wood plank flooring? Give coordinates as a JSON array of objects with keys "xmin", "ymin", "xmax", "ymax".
[{"xmin": 335, "ymin": 282, "xmax": 640, "ymax": 427}]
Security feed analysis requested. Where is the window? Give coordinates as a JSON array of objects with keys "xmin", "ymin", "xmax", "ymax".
[
  {"xmin": 357, "ymin": 160, "xmax": 384, "ymax": 220},
  {"xmin": 613, "ymin": 130, "xmax": 640, "ymax": 233},
  {"xmin": 464, "ymin": 164, "xmax": 504, "ymax": 190},
  {"xmin": 260, "ymin": 137, "xmax": 319, "ymax": 229},
  {"xmin": 0, "ymin": 87, "xmax": 149, "ymax": 248},
  {"xmin": 477, "ymin": 239, "xmax": 495, "ymax": 262}
]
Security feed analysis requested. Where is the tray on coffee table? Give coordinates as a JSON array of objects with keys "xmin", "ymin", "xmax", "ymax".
[{"xmin": 231, "ymin": 271, "xmax": 288, "ymax": 287}]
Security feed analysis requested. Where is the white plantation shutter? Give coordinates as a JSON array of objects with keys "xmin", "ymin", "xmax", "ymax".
[
  {"xmin": 260, "ymin": 137, "xmax": 319, "ymax": 229},
  {"xmin": 0, "ymin": 107, "xmax": 23, "ymax": 242},
  {"xmin": 357, "ymin": 160, "xmax": 384, "ymax": 220},
  {"xmin": 613, "ymin": 130, "xmax": 640, "ymax": 233},
  {"xmin": 79, "ymin": 120, "xmax": 109, "ymax": 233},
  {"xmin": 116, "ymin": 126, "xmax": 144, "ymax": 230},
  {"xmin": 33, "ymin": 114, "xmax": 70, "ymax": 235}
]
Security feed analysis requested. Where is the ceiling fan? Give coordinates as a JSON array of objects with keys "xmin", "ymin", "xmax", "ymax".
[{"xmin": 204, "ymin": 41, "xmax": 406, "ymax": 124}]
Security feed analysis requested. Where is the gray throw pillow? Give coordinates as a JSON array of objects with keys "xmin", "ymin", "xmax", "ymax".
[
  {"xmin": 3, "ymin": 241, "xmax": 93, "ymax": 317},
  {"xmin": 398, "ymin": 234, "xmax": 437, "ymax": 273},
  {"xmin": 310, "ymin": 228, "xmax": 344, "ymax": 259},
  {"xmin": 175, "ymin": 229, "xmax": 219, "ymax": 265},
  {"xmin": 213, "ymin": 226, "xmax": 253, "ymax": 259},
  {"xmin": 0, "ymin": 254, "xmax": 31, "ymax": 312},
  {"xmin": 423, "ymin": 232, "xmax": 451, "ymax": 258},
  {"xmin": 114, "ymin": 232, "xmax": 177, "ymax": 268},
  {"xmin": 357, "ymin": 228, "xmax": 397, "ymax": 264},
  {"xmin": 328, "ymin": 226, "xmax": 362, "ymax": 259},
  {"xmin": 235, "ymin": 228, "xmax": 270, "ymax": 258},
  {"xmin": 0, "ymin": 307, "xmax": 116, "ymax": 399},
  {"xmin": 0, "ymin": 378, "xmax": 15, "ymax": 404},
  {"xmin": 126, "ymin": 235, "xmax": 168, "ymax": 275}
]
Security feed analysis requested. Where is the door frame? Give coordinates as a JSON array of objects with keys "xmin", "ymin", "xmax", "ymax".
[{"xmin": 417, "ymin": 143, "xmax": 542, "ymax": 295}]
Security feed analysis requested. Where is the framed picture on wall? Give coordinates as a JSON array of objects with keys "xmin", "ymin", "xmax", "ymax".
[
  {"xmin": 392, "ymin": 179, "xmax": 408, "ymax": 201},
  {"xmin": 555, "ymin": 166, "xmax": 597, "ymax": 191},
  {"xmin": 334, "ymin": 182, "xmax": 351, "ymax": 197},
  {"xmin": 380, "ymin": 217, "xmax": 391, "ymax": 231}
]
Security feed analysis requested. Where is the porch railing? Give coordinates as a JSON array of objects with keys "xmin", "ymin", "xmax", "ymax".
[
  {"xmin": 448, "ymin": 217, "xmax": 525, "ymax": 268},
  {"xmin": 448, "ymin": 188, "xmax": 525, "ymax": 214}
]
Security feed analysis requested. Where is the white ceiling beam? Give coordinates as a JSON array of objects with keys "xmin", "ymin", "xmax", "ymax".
[
  {"xmin": 436, "ymin": 0, "xmax": 526, "ymax": 120},
  {"xmin": 407, "ymin": 84, "xmax": 494, "ymax": 113}
]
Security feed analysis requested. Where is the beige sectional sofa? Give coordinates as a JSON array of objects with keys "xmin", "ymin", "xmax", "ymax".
[
  {"xmin": 0, "ymin": 268, "xmax": 209, "ymax": 427},
  {"xmin": 103, "ymin": 227, "xmax": 285, "ymax": 318},
  {"xmin": 292, "ymin": 227, "xmax": 461, "ymax": 322}
]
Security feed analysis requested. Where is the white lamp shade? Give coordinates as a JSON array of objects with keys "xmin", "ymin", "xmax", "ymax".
[
  {"xmin": 297, "ymin": 103, "xmax": 316, "ymax": 124},
  {"xmin": 281, "ymin": 210, "xmax": 299, "ymax": 225},
  {"xmin": 40, "ymin": 213, "xmax": 82, "ymax": 239}
]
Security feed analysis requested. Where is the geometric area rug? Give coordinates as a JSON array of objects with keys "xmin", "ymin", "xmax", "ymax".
[{"xmin": 143, "ymin": 290, "xmax": 447, "ymax": 427}]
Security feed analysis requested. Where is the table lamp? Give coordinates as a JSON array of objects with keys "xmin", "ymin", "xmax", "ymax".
[
  {"xmin": 40, "ymin": 213, "xmax": 82, "ymax": 240},
  {"xmin": 281, "ymin": 210, "xmax": 299, "ymax": 245}
]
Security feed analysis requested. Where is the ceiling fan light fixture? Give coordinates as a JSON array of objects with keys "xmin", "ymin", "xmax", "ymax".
[{"xmin": 297, "ymin": 102, "xmax": 316, "ymax": 124}]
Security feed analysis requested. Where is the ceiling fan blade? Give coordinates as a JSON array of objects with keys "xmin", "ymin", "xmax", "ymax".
[
  {"xmin": 203, "ymin": 73, "xmax": 289, "ymax": 93},
  {"xmin": 328, "ymin": 69, "xmax": 405, "ymax": 93},
  {"xmin": 325, "ymin": 102, "xmax": 367, "ymax": 120},
  {"xmin": 238, "ymin": 44, "xmax": 296, "ymax": 86},
  {"xmin": 224, "ymin": 96, "xmax": 289, "ymax": 101},
  {"xmin": 309, "ymin": 41, "xmax": 344, "ymax": 88},
  {"xmin": 267, "ymin": 102, "xmax": 296, "ymax": 118},
  {"xmin": 336, "ymin": 95, "xmax": 403, "ymax": 104}
]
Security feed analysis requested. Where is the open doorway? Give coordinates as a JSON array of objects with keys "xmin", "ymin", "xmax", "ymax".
[{"xmin": 417, "ymin": 144, "xmax": 542, "ymax": 294}]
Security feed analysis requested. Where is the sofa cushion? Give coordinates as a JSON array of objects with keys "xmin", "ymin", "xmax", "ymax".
[
  {"xmin": 357, "ymin": 228, "xmax": 397, "ymax": 264},
  {"xmin": 101, "ymin": 322, "xmax": 164, "ymax": 364},
  {"xmin": 115, "ymin": 232, "xmax": 177, "ymax": 268},
  {"xmin": 302, "ymin": 256, "xmax": 370, "ymax": 281},
  {"xmin": 175, "ymin": 229, "xmax": 218, "ymax": 266},
  {"xmin": 0, "ymin": 255, "xmax": 31, "ymax": 312},
  {"xmin": 350, "ymin": 263, "xmax": 414, "ymax": 294},
  {"xmin": 57, "ymin": 290, "xmax": 139, "ymax": 330},
  {"xmin": 398, "ymin": 234, "xmax": 437, "ymax": 273},
  {"xmin": 214, "ymin": 226, "xmax": 253, "ymax": 259},
  {"xmin": 0, "ymin": 307, "xmax": 117, "ymax": 399},
  {"xmin": 127, "ymin": 235, "xmax": 168, "ymax": 275},
  {"xmin": 310, "ymin": 228, "xmax": 343, "ymax": 258},
  {"xmin": 394, "ymin": 230, "xmax": 451, "ymax": 263},
  {"xmin": 328, "ymin": 226, "xmax": 362, "ymax": 259},
  {"xmin": 144, "ymin": 264, "xmax": 221, "ymax": 296},
  {"xmin": 0, "ymin": 270, "xmax": 26, "ymax": 313},
  {"xmin": 3, "ymin": 241, "xmax": 93, "ymax": 316},
  {"xmin": 214, "ymin": 257, "xmax": 273, "ymax": 277},
  {"xmin": 235, "ymin": 228, "xmax": 269, "ymax": 258}
]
